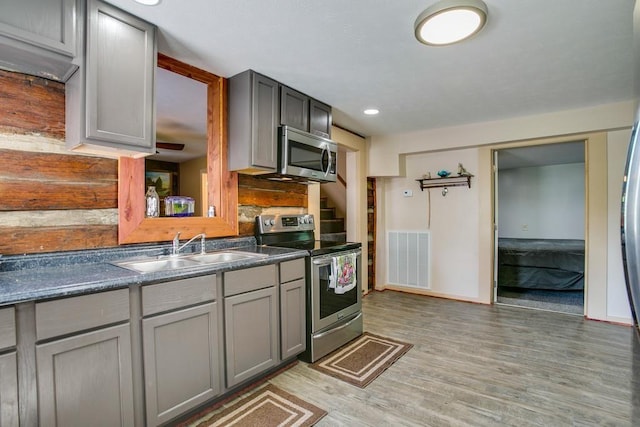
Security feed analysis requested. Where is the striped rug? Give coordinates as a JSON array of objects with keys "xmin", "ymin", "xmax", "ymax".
[
  {"xmin": 193, "ymin": 384, "xmax": 326, "ymax": 427},
  {"xmin": 309, "ymin": 332, "xmax": 413, "ymax": 388}
]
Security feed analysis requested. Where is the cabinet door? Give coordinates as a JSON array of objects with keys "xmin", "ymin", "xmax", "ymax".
[
  {"xmin": 224, "ymin": 287, "xmax": 278, "ymax": 388},
  {"xmin": 143, "ymin": 303, "xmax": 221, "ymax": 426},
  {"xmin": 280, "ymin": 278, "xmax": 306, "ymax": 360},
  {"xmin": 0, "ymin": 352, "xmax": 18, "ymax": 426},
  {"xmin": 36, "ymin": 323, "xmax": 134, "ymax": 427},
  {"xmin": 85, "ymin": 0, "xmax": 156, "ymax": 150},
  {"xmin": 280, "ymin": 85, "xmax": 309, "ymax": 132},
  {"xmin": 309, "ymin": 99, "xmax": 332, "ymax": 138},
  {"xmin": 251, "ymin": 73, "xmax": 280, "ymax": 169},
  {"xmin": 0, "ymin": 0, "xmax": 76, "ymax": 56}
]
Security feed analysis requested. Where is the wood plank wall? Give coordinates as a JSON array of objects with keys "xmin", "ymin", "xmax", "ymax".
[
  {"xmin": 0, "ymin": 69, "xmax": 308, "ymax": 255},
  {"xmin": 237, "ymin": 175, "xmax": 308, "ymax": 236},
  {"xmin": 0, "ymin": 70, "xmax": 119, "ymax": 255}
]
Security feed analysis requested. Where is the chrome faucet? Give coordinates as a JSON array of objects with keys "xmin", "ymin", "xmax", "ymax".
[{"xmin": 171, "ymin": 232, "xmax": 206, "ymax": 256}]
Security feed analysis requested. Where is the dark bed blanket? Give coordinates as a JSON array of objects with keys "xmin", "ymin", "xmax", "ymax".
[{"xmin": 498, "ymin": 238, "xmax": 585, "ymax": 290}]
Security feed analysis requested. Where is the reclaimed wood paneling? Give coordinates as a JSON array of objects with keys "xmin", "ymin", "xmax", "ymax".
[
  {"xmin": 237, "ymin": 175, "xmax": 307, "ymax": 236},
  {"xmin": 0, "ymin": 69, "xmax": 119, "ymax": 254},
  {"xmin": 0, "ymin": 150, "xmax": 117, "ymax": 211},
  {"xmin": 0, "ymin": 70, "xmax": 65, "ymax": 139},
  {"xmin": 0, "ymin": 226, "xmax": 117, "ymax": 254}
]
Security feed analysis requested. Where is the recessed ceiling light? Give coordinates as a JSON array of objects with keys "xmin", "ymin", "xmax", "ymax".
[
  {"xmin": 414, "ymin": 0, "xmax": 487, "ymax": 46},
  {"xmin": 364, "ymin": 109, "xmax": 379, "ymax": 116},
  {"xmin": 134, "ymin": 0, "xmax": 161, "ymax": 5}
]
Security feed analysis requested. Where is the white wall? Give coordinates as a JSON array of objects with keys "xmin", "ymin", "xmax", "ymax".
[
  {"xmin": 371, "ymin": 101, "xmax": 634, "ymax": 323},
  {"xmin": 382, "ymin": 148, "xmax": 482, "ymax": 300},
  {"xmin": 607, "ymin": 129, "xmax": 633, "ymax": 321},
  {"xmin": 498, "ymin": 163, "xmax": 585, "ymax": 239}
]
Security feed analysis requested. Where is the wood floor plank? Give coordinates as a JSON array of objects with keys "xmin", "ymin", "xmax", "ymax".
[{"xmin": 269, "ymin": 290, "xmax": 639, "ymax": 426}]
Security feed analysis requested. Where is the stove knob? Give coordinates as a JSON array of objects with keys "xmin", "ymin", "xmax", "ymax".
[
  {"xmin": 308, "ymin": 216, "xmax": 314, "ymax": 224},
  {"xmin": 301, "ymin": 217, "xmax": 307, "ymax": 224},
  {"xmin": 269, "ymin": 219, "xmax": 276, "ymax": 226}
]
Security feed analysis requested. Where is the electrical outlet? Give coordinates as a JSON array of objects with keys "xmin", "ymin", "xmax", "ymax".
[
  {"xmin": 403, "ymin": 189, "xmax": 413, "ymax": 197},
  {"xmin": 521, "ymin": 224, "xmax": 528, "ymax": 231}
]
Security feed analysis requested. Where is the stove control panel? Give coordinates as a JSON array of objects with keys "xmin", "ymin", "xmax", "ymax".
[{"xmin": 256, "ymin": 214, "xmax": 315, "ymax": 234}]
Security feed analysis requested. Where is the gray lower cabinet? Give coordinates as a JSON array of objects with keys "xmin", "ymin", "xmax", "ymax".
[
  {"xmin": 0, "ymin": 0, "xmax": 78, "ymax": 81},
  {"xmin": 141, "ymin": 275, "xmax": 221, "ymax": 426},
  {"xmin": 0, "ymin": 307, "xmax": 18, "ymax": 426},
  {"xmin": 34, "ymin": 289, "xmax": 134, "ymax": 427},
  {"xmin": 36, "ymin": 324, "xmax": 134, "ymax": 427},
  {"xmin": 66, "ymin": 0, "xmax": 157, "ymax": 156},
  {"xmin": 224, "ymin": 265, "xmax": 278, "ymax": 388},
  {"xmin": 279, "ymin": 259, "xmax": 306, "ymax": 360},
  {"xmin": 228, "ymin": 70, "xmax": 280, "ymax": 173}
]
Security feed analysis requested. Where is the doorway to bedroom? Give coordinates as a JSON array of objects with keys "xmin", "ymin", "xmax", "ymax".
[{"xmin": 494, "ymin": 141, "xmax": 586, "ymax": 315}]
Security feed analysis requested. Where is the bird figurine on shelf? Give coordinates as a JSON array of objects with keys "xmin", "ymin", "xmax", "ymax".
[
  {"xmin": 437, "ymin": 170, "xmax": 451, "ymax": 178},
  {"xmin": 457, "ymin": 163, "xmax": 473, "ymax": 176}
]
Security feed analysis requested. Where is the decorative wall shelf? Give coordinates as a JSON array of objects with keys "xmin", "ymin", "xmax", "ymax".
[{"xmin": 416, "ymin": 175, "xmax": 472, "ymax": 191}]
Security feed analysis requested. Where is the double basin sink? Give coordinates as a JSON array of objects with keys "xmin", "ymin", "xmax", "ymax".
[{"xmin": 112, "ymin": 250, "xmax": 268, "ymax": 274}]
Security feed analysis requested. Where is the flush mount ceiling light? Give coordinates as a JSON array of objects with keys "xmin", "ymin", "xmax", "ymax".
[
  {"xmin": 134, "ymin": 0, "xmax": 161, "ymax": 5},
  {"xmin": 414, "ymin": 0, "xmax": 487, "ymax": 46},
  {"xmin": 364, "ymin": 109, "xmax": 379, "ymax": 115}
]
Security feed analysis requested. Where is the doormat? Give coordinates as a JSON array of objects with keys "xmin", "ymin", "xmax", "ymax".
[
  {"xmin": 310, "ymin": 332, "xmax": 413, "ymax": 388},
  {"xmin": 191, "ymin": 384, "xmax": 327, "ymax": 427}
]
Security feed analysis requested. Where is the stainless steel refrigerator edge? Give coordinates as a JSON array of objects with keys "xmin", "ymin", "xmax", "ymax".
[{"xmin": 621, "ymin": 0, "xmax": 640, "ymax": 337}]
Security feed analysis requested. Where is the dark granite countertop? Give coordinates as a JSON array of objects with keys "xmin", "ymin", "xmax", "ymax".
[{"xmin": 0, "ymin": 237, "xmax": 307, "ymax": 306}]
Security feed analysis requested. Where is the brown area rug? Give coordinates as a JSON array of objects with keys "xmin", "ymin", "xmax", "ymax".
[
  {"xmin": 310, "ymin": 332, "xmax": 413, "ymax": 388},
  {"xmin": 192, "ymin": 384, "xmax": 327, "ymax": 427}
]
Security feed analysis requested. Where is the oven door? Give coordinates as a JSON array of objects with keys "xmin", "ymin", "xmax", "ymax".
[{"xmin": 310, "ymin": 249, "xmax": 362, "ymax": 333}]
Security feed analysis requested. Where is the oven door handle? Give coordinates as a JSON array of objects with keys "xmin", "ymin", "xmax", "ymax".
[
  {"xmin": 312, "ymin": 249, "xmax": 361, "ymax": 266},
  {"xmin": 312, "ymin": 259, "xmax": 333, "ymax": 267}
]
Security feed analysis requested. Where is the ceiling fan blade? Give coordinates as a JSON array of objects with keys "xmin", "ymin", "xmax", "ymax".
[{"xmin": 156, "ymin": 141, "xmax": 185, "ymax": 151}]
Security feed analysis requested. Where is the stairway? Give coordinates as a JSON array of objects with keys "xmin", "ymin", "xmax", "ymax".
[{"xmin": 319, "ymin": 197, "xmax": 346, "ymax": 242}]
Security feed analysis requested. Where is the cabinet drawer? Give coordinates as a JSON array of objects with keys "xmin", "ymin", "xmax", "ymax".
[
  {"xmin": 142, "ymin": 275, "xmax": 216, "ymax": 317},
  {"xmin": 224, "ymin": 265, "xmax": 276, "ymax": 297},
  {"xmin": 280, "ymin": 258, "xmax": 305, "ymax": 283},
  {"xmin": 0, "ymin": 307, "xmax": 16, "ymax": 350},
  {"xmin": 36, "ymin": 289, "xmax": 130, "ymax": 341}
]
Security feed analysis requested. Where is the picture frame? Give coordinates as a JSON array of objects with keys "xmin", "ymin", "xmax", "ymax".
[{"xmin": 145, "ymin": 170, "xmax": 176, "ymax": 197}]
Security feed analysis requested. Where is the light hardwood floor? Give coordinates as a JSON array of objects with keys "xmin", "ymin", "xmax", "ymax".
[{"xmin": 270, "ymin": 290, "xmax": 640, "ymax": 426}]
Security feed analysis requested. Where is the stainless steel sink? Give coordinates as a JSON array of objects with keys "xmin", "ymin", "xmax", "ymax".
[
  {"xmin": 113, "ymin": 256, "xmax": 204, "ymax": 273},
  {"xmin": 186, "ymin": 251, "xmax": 266, "ymax": 264},
  {"xmin": 112, "ymin": 251, "xmax": 267, "ymax": 273}
]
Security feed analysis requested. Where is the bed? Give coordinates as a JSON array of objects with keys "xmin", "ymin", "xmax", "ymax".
[{"xmin": 497, "ymin": 238, "xmax": 585, "ymax": 290}]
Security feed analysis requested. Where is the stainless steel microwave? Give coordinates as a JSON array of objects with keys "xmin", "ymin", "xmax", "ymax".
[{"xmin": 279, "ymin": 126, "xmax": 337, "ymax": 183}]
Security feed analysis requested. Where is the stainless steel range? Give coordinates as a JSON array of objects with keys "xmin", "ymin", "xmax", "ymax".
[{"xmin": 256, "ymin": 214, "xmax": 363, "ymax": 362}]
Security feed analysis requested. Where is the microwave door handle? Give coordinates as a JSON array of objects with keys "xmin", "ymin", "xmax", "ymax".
[{"xmin": 322, "ymin": 146, "xmax": 332, "ymax": 177}]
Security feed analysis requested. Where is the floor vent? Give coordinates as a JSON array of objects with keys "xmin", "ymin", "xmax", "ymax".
[{"xmin": 387, "ymin": 231, "xmax": 430, "ymax": 289}]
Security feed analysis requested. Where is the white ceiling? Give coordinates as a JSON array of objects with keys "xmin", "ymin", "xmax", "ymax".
[{"xmin": 108, "ymin": 0, "xmax": 634, "ymax": 139}]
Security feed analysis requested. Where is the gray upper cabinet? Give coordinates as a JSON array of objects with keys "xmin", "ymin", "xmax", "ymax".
[
  {"xmin": 228, "ymin": 70, "xmax": 280, "ymax": 173},
  {"xmin": 280, "ymin": 85, "xmax": 309, "ymax": 132},
  {"xmin": 309, "ymin": 99, "xmax": 332, "ymax": 139},
  {"xmin": 66, "ymin": 0, "xmax": 157, "ymax": 157},
  {"xmin": 141, "ymin": 276, "xmax": 221, "ymax": 426},
  {"xmin": 0, "ymin": 0, "xmax": 78, "ymax": 81},
  {"xmin": 279, "ymin": 259, "xmax": 306, "ymax": 360}
]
